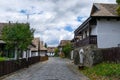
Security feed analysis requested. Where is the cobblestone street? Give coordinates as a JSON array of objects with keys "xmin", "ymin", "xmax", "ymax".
[{"xmin": 2, "ymin": 57, "xmax": 88, "ymax": 80}]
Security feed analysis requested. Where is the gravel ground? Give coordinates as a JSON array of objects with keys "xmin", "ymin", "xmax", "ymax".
[{"xmin": 1, "ymin": 57, "xmax": 89, "ymax": 80}]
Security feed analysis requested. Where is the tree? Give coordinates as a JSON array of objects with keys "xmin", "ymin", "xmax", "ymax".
[
  {"xmin": 2, "ymin": 23, "xmax": 34, "ymax": 59},
  {"xmin": 54, "ymin": 48, "xmax": 59, "ymax": 57},
  {"xmin": 116, "ymin": 0, "xmax": 120, "ymax": 4},
  {"xmin": 116, "ymin": 0, "xmax": 120, "ymax": 15},
  {"xmin": 44, "ymin": 43, "xmax": 47, "ymax": 48},
  {"xmin": 62, "ymin": 43, "xmax": 72, "ymax": 58}
]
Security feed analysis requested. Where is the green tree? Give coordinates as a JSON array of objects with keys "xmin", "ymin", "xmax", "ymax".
[
  {"xmin": 116, "ymin": 0, "xmax": 120, "ymax": 4},
  {"xmin": 54, "ymin": 48, "xmax": 59, "ymax": 57},
  {"xmin": 116, "ymin": 0, "xmax": 120, "ymax": 15},
  {"xmin": 44, "ymin": 43, "xmax": 47, "ymax": 48},
  {"xmin": 62, "ymin": 43, "xmax": 72, "ymax": 58},
  {"xmin": 2, "ymin": 23, "xmax": 34, "ymax": 59}
]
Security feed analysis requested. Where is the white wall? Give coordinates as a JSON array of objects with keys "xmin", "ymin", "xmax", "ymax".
[
  {"xmin": 23, "ymin": 51, "xmax": 26, "ymax": 58},
  {"xmin": 47, "ymin": 52, "xmax": 55, "ymax": 56},
  {"xmin": 97, "ymin": 19, "xmax": 120, "ymax": 48},
  {"xmin": 31, "ymin": 52, "xmax": 38, "ymax": 56},
  {"xmin": 91, "ymin": 25, "xmax": 97, "ymax": 35},
  {"xmin": 40, "ymin": 51, "xmax": 46, "ymax": 56}
]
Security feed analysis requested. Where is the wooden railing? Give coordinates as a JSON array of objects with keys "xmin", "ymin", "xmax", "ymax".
[{"xmin": 74, "ymin": 35, "xmax": 97, "ymax": 47}]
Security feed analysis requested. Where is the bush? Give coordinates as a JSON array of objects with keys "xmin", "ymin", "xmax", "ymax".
[
  {"xmin": 62, "ymin": 43, "xmax": 72, "ymax": 58},
  {"xmin": 54, "ymin": 48, "xmax": 59, "ymax": 57}
]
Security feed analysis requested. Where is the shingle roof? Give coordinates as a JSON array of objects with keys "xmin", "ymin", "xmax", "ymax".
[{"xmin": 91, "ymin": 3, "xmax": 118, "ymax": 16}]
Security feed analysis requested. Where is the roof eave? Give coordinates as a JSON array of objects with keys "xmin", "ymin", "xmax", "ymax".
[{"xmin": 74, "ymin": 17, "xmax": 92, "ymax": 35}]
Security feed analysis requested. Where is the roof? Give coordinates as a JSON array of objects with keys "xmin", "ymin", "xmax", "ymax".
[
  {"xmin": 47, "ymin": 47, "xmax": 56, "ymax": 53},
  {"xmin": 91, "ymin": 3, "xmax": 118, "ymax": 17},
  {"xmin": 75, "ymin": 3, "xmax": 120, "ymax": 35},
  {"xmin": 31, "ymin": 38, "xmax": 40, "ymax": 51},
  {"xmin": 0, "ymin": 40, "xmax": 5, "ymax": 44},
  {"xmin": 74, "ymin": 17, "xmax": 91, "ymax": 35},
  {"xmin": 40, "ymin": 41, "xmax": 47, "ymax": 51},
  {"xmin": 58, "ymin": 40, "xmax": 71, "ymax": 47}
]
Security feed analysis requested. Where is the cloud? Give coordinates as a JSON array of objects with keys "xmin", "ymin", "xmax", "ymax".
[{"xmin": 0, "ymin": 0, "xmax": 116, "ymax": 46}]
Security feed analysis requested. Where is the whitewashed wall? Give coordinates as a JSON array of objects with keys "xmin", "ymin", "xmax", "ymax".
[
  {"xmin": 31, "ymin": 52, "xmax": 38, "ymax": 56},
  {"xmin": 91, "ymin": 25, "xmax": 97, "ymax": 35},
  {"xmin": 23, "ymin": 51, "xmax": 26, "ymax": 58},
  {"xmin": 96, "ymin": 19, "xmax": 120, "ymax": 48},
  {"xmin": 40, "ymin": 51, "xmax": 46, "ymax": 56}
]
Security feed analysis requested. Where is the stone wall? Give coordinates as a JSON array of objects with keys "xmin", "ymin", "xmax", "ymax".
[
  {"xmin": 73, "ymin": 44, "xmax": 97, "ymax": 67},
  {"xmin": 73, "ymin": 45, "xmax": 120, "ymax": 67}
]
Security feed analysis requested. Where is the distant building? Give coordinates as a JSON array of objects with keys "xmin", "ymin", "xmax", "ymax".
[
  {"xmin": 47, "ymin": 47, "xmax": 56, "ymax": 56},
  {"xmin": 58, "ymin": 40, "xmax": 71, "ymax": 55},
  {"xmin": 40, "ymin": 41, "xmax": 47, "ymax": 56},
  {"xmin": 30, "ymin": 38, "xmax": 40, "ymax": 56},
  {"xmin": 30, "ymin": 38, "xmax": 47, "ymax": 57}
]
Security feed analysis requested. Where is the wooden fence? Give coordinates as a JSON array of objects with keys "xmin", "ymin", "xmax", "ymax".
[
  {"xmin": 102, "ymin": 47, "xmax": 120, "ymax": 63},
  {"xmin": 0, "ymin": 56, "xmax": 41, "ymax": 77},
  {"xmin": 40, "ymin": 56, "xmax": 48, "ymax": 61}
]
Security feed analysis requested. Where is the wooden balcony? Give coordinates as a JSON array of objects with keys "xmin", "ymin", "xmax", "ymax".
[{"xmin": 74, "ymin": 35, "xmax": 97, "ymax": 47}]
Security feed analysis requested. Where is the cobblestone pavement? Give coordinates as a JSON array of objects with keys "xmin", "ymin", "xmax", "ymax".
[{"xmin": 2, "ymin": 57, "xmax": 88, "ymax": 80}]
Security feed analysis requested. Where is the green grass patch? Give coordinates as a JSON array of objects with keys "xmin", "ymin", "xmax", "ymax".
[
  {"xmin": 80, "ymin": 62, "xmax": 120, "ymax": 80},
  {"xmin": 0, "ymin": 57, "xmax": 8, "ymax": 61}
]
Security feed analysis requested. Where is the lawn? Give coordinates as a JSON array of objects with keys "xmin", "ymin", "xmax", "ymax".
[
  {"xmin": 0, "ymin": 57, "xmax": 8, "ymax": 61},
  {"xmin": 80, "ymin": 62, "xmax": 120, "ymax": 80}
]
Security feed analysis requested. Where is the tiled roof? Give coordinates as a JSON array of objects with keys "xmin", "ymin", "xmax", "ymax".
[{"xmin": 91, "ymin": 3, "xmax": 118, "ymax": 16}]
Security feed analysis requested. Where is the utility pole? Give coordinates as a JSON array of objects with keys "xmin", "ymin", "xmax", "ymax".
[{"xmin": 27, "ymin": 14, "xmax": 29, "ymax": 23}]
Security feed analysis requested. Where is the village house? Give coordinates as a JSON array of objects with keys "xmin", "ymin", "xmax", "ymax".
[
  {"xmin": 47, "ymin": 47, "xmax": 56, "ymax": 56},
  {"xmin": 40, "ymin": 41, "xmax": 47, "ymax": 56},
  {"xmin": 30, "ymin": 38, "xmax": 40, "ymax": 57},
  {"xmin": 0, "ymin": 23, "xmax": 35, "ymax": 59},
  {"xmin": 58, "ymin": 40, "xmax": 71, "ymax": 56},
  {"xmin": 0, "ymin": 23, "xmax": 12, "ymax": 57},
  {"xmin": 73, "ymin": 3, "xmax": 120, "ymax": 66}
]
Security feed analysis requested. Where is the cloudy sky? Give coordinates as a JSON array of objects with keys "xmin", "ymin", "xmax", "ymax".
[{"xmin": 0, "ymin": 0, "xmax": 116, "ymax": 47}]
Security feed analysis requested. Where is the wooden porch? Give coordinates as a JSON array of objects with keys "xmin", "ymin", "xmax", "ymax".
[{"xmin": 74, "ymin": 35, "xmax": 97, "ymax": 47}]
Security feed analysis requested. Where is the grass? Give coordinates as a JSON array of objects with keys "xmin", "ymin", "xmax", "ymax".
[
  {"xmin": 80, "ymin": 62, "xmax": 120, "ymax": 80},
  {"xmin": 0, "ymin": 57, "xmax": 8, "ymax": 61}
]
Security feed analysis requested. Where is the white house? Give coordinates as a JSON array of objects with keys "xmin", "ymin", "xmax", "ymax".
[
  {"xmin": 0, "ymin": 23, "xmax": 36, "ymax": 59},
  {"xmin": 58, "ymin": 40, "xmax": 71, "ymax": 55},
  {"xmin": 40, "ymin": 41, "xmax": 47, "ymax": 56},
  {"xmin": 47, "ymin": 47, "xmax": 56, "ymax": 57},
  {"xmin": 30, "ymin": 38, "xmax": 40, "ymax": 56},
  {"xmin": 74, "ymin": 3, "xmax": 120, "ymax": 48},
  {"xmin": 73, "ymin": 3, "xmax": 120, "ymax": 66}
]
